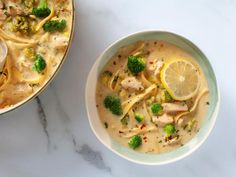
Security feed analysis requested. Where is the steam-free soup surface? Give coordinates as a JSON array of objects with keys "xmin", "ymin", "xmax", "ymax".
[
  {"xmin": 96, "ymin": 40, "xmax": 209, "ymax": 154},
  {"xmin": 0, "ymin": 0, "xmax": 73, "ymax": 108}
]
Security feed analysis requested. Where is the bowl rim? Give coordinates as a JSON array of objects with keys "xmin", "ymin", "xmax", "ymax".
[
  {"xmin": 0, "ymin": 0, "xmax": 76, "ymax": 115},
  {"xmin": 85, "ymin": 30, "xmax": 220, "ymax": 165}
]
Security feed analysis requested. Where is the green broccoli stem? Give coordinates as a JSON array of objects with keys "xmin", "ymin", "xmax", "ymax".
[{"xmin": 39, "ymin": 0, "xmax": 48, "ymax": 8}]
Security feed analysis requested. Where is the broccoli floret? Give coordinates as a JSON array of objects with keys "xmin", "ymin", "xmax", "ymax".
[
  {"xmin": 32, "ymin": 0, "xmax": 51, "ymax": 18},
  {"xmin": 43, "ymin": 19, "xmax": 67, "ymax": 32},
  {"xmin": 33, "ymin": 54, "xmax": 46, "ymax": 73},
  {"xmin": 104, "ymin": 95, "xmax": 115, "ymax": 108},
  {"xmin": 127, "ymin": 55, "xmax": 146, "ymax": 74},
  {"xmin": 103, "ymin": 95, "xmax": 123, "ymax": 116},
  {"xmin": 135, "ymin": 114, "xmax": 144, "ymax": 123},
  {"xmin": 163, "ymin": 124, "xmax": 176, "ymax": 137},
  {"xmin": 128, "ymin": 135, "xmax": 142, "ymax": 149},
  {"xmin": 151, "ymin": 103, "xmax": 163, "ymax": 115},
  {"xmin": 11, "ymin": 16, "xmax": 30, "ymax": 34}
]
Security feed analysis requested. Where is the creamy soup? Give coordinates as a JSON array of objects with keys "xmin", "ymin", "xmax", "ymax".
[
  {"xmin": 0, "ymin": 0, "xmax": 73, "ymax": 108},
  {"xmin": 96, "ymin": 40, "xmax": 209, "ymax": 154}
]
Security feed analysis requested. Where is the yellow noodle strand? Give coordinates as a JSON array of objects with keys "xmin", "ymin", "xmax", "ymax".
[
  {"xmin": 121, "ymin": 126, "xmax": 158, "ymax": 138},
  {"xmin": 121, "ymin": 84, "xmax": 156, "ymax": 119},
  {"xmin": 108, "ymin": 69, "xmax": 120, "ymax": 91},
  {"xmin": 0, "ymin": 56, "xmax": 12, "ymax": 92},
  {"xmin": 140, "ymin": 71, "xmax": 152, "ymax": 87},
  {"xmin": 0, "ymin": 28, "xmax": 37, "ymax": 44},
  {"xmin": 174, "ymin": 88, "xmax": 209, "ymax": 122}
]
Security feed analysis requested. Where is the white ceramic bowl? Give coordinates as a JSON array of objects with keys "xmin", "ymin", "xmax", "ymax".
[{"xmin": 86, "ymin": 30, "xmax": 220, "ymax": 165}]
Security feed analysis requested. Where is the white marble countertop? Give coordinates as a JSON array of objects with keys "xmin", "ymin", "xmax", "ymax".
[{"xmin": 0, "ymin": 0, "xmax": 236, "ymax": 176}]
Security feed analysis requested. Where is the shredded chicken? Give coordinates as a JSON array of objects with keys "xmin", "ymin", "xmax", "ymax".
[
  {"xmin": 3, "ymin": 0, "xmax": 24, "ymax": 16},
  {"xmin": 162, "ymin": 102, "xmax": 188, "ymax": 113},
  {"xmin": 147, "ymin": 58, "xmax": 164, "ymax": 76},
  {"xmin": 0, "ymin": 1, "xmax": 4, "ymax": 9},
  {"xmin": 166, "ymin": 136, "xmax": 181, "ymax": 145},
  {"xmin": 152, "ymin": 113, "xmax": 174, "ymax": 127},
  {"xmin": 0, "ymin": 1, "xmax": 6, "ymax": 21},
  {"xmin": 51, "ymin": 35, "xmax": 69, "ymax": 51},
  {"xmin": 121, "ymin": 77, "xmax": 144, "ymax": 91},
  {"xmin": 0, "ymin": 10, "xmax": 6, "ymax": 21}
]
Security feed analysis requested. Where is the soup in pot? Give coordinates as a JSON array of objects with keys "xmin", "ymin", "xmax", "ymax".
[{"xmin": 0, "ymin": 0, "xmax": 73, "ymax": 109}]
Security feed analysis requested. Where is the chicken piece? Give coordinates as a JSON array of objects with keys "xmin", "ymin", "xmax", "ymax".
[
  {"xmin": 121, "ymin": 77, "xmax": 144, "ymax": 91},
  {"xmin": 166, "ymin": 136, "xmax": 181, "ymax": 145},
  {"xmin": 4, "ymin": 0, "xmax": 24, "ymax": 16},
  {"xmin": 147, "ymin": 58, "xmax": 164, "ymax": 76},
  {"xmin": 0, "ymin": 10, "xmax": 6, "ymax": 21},
  {"xmin": 51, "ymin": 35, "xmax": 69, "ymax": 51},
  {"xmin": 162, "ymin": 102, "xmax": 188, "ymax": 113},
  {"xmin": 152, "ymin": 113, "xmax": 174, "ymax": 127},
  {"xmin": 0, "ymin": 1, "xmax": 4, "ymax": 9},
  {"xmin": 177, "ymin": 118, "xmax": 184, "ymax": 126},
  {"xmin": 0, "ymin": 1, "xmax": 6, "ymax": 21}
]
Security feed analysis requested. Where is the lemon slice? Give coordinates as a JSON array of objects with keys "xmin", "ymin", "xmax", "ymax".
[{"xmin": 160, "ymin": 59, "xmax": 200, "ymax": 100}]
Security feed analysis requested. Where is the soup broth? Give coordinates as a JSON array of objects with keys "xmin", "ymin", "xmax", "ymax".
[
  {"xmin": 96, "ymin": 40, "xmax": 209, "ymax": 154},
  {"xmin": 0, "ymin": 0, "xmax": 73, "ymax": 108}
]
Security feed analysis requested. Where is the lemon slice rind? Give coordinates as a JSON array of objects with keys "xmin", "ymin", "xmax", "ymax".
[{"xmin": 160, "ymin": 59, "xmax": 200, "ymax": 101}]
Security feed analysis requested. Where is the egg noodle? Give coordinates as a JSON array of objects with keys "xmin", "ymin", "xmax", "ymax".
[
  {"xmin": 96, "ymin": 40, "xmax": 210, "ymax": 153},
  {"xmin": 0, "ymin": 0, "xmax": 73, "ymax": 108}
]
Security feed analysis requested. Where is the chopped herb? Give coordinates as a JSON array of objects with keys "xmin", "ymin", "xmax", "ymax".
[
  {"xmin": 114, "ymin": 76, "xmax": 119, "ymax": 82},
  {"xmin": 186, "ymin": 119, "xmax": 197, "ymax": 132},
  {"xmin": 128, "ymin": 135, "xmax": 142, "ymax": 149},
  {"xmin": 121, "ymin": 116, "xmax": 129, "ymax": 126},
  {"xmin": 206, "ymin": 101, "xmax": 210, "ymax": 105},
  {"xmin": 101, "ymin": 71, "xmax": 112, "ymax": 85},
  {"xmin": 183, "ymin": 124, "xmax": 188, "ymax": 130},
  {"xmin": 162, "ymin": 90, "xmax": 173, "ymax": 102},
  {"xmin": 104, "ymin": 122, "xmax": 108, "ymax": 128},
  {"xmin": 135, "ymin": 114, "xmax": 144, "ymax": 123},
  {"xmin": 103, "ymin": 70, "xmax": 112, "ymax": 76}
]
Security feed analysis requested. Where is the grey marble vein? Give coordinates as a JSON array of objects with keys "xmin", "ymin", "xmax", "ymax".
[
  {"xmin": 76, "ymin": 144, "xmax": 111, "ymax": 173},
  {"xmin": 50, "ymin": 84, "xmax": 76, "ymax": 144},
  {"xmin": 35, "ymin": 96, "xmax": 51, "ymax": 148},
  {"xmin": 72, "ymin": 135, "xmax": 77, "ymax": 147}
]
